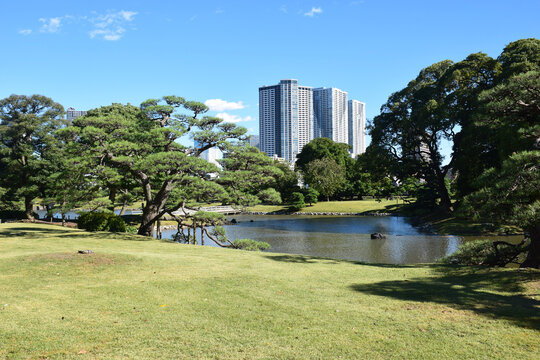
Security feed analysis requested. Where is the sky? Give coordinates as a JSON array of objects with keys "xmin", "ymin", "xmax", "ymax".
[{"xmin": 1, "ymin": 0, "xmax": 539, "ymax": 155}]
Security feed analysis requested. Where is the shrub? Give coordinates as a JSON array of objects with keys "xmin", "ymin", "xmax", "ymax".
[
  {"xmin": 304, "ymin": 188, "xmax": 319, "ymax": 205},
  {"xmin": 439, "ymin": 239, "xmax": 528, "ymax": 266},
  {"xmin": 233, "ymin": 239, "xmax": 271, "ymax": 251},
  {"xmin": 0, "ymin": 210, "xmax": 38, "ymax": 220},
  {"xmin": 258, "ymin": 188, "xmax": 282, "ymax": 205},
  {"xmin": 289, "ymin": 192, "xmax": 305, "ymax": 211},
  {"xmin": 78, "ymin": 212, "xmax": 127, "ymax": 232},
  {"xmin": 107, "ymin": 216, "xmax": 127, "ymax": 232}
]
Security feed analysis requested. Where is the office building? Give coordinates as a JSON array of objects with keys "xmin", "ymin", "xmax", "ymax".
[
  {"xmin": 348, "ymin": 100, "xmax": 366, "ymax": 157},
  {"xmin": 313, "ymin": 87, "xmax": 348, "ymax": 144},
  {"xmin": 259, "ymin": 80, "xmax": 313, "ymax": 163},
  {"xmin": 66, "ymin": 107, "xmax": 87, "ymax": 121}
]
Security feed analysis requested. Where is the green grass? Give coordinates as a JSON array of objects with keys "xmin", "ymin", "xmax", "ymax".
[
  {"xmin": 248, "ymin": 199, "xmax": 407, "ymax": 214},
  {"xmin": 1, "ymin": 223, "xmax": 539, "ymax": 359}
]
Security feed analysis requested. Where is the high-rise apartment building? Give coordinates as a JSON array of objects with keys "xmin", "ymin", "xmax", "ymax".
[
  {"xmin": 259, "ymin": 79, "xmax": 365, "ymax": 162},
  {"xmin": 313, "ymin": 87, "xmax": 348, "ymax": 144},
  {"xmin": 259, "ymin": 80, "xmax": 313, "ymax": 163},
  {"xmin": 348, "ymin": 100, "xmax": 366, "ymax": 157},
  {"xmin": 66, "ymin": 107, "xmax": 87, "ymax": 121}
]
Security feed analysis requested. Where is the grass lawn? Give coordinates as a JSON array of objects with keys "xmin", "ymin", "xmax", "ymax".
[
  {"xmin": 247, "ymin": 199, "xmax": 407, "ymax": 214},
  {"xmin": 1, "ymin": 223, "xmax": 539, "ymax": 359}
]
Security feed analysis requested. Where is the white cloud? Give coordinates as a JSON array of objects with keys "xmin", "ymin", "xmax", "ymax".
[
  {"xmin": 27, "ymin": 10, "xmax": 136, "ymax": 41},
  {"xmin": 216, "ymin": 113, "xmax": 253, "ymax": 123},
  {"xmin": 205, "ymin": 99, "xmax": 245, "ymax": 111},
  {"xmin": 89, "ymin": 10, "xmax": 137, "ymax": 41},
  {"xmin": 304, "ymin": 7, "xmax": 322, "ymax": 17},
  {"xmin": 39, "ymin": 17, "xmax": 62, "ymax": 33},
  {"xmin": 280, "ymin": 5, "xmax": 288, "ymax": 14}
]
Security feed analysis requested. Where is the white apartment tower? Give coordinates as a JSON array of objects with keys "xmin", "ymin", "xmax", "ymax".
[
  {"xmin": 348, "ymin": 100, "xmax": 366, "ymax": 157},
  {"xmin": 259, "ymin": 80, "xmax": 313, "ymax": 163},
  {"xmin": 313, "ymin": 88, "xmax": 349, "ymax": 144}
]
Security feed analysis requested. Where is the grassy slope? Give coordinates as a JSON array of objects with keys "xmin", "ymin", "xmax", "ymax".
[
  {"xmin": 0, "ymin": 223, "xmax": 538, "ymax": 359},
  {"xmin": 247, "ymin": 199, "xmax": 406, "ymax": 214}
]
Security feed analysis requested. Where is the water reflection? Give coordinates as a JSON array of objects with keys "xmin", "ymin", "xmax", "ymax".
[{"xmin": 161, "ymin": 215, "xmax": 467, "ymax": 265}]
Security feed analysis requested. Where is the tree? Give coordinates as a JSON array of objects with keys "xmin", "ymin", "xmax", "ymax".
[
  {"xmin": 296, "ymin": 137, "xmax": 352, "ymax": 171},
  {"xmin": 0, "ymin": 95, "xmax": 65, "ymax": 219},
  {"xmin": 218, "ymin": 144, "xmax": 283, "ymax": 208},
  {"xmin": 462, "ymin": 151, "xmax": 540, "ymax": 268},
  {"xmin": 63, "ymin": 98, "xmax": 247, "ymax": 236},
  {"xmin": 303, "ymin": 158, "xmax": 346, "ymax": 201},
  {"xmin": 289, "ymin": 192, "xmax": 305, "ymax": 211},
  {"xmin": 304, "ymin": 188, "xmax": 319, "ymax": 206}
]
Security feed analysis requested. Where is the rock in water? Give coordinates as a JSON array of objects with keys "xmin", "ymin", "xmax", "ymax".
[
  {"xmin": 78, "ymin": 250, "xmax": 94, "ymax": 254},
  {"xmin": 370, "ymin": 233, "xmax": 386, "ymax": 239}
]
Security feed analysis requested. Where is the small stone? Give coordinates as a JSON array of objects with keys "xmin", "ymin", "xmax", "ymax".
[{"xmin": 78, "ymin": 250, "xmax": 94, "ymax": 254}]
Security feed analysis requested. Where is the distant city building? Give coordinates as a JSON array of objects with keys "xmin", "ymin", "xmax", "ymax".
[
  {"xmin": 259, "ymin": 79, "xmax": 365, "ymax": 162},
  {"xmin": 248, "ymin": 135, "xmax": 260, "ymax": 149},
  {"xmin": 259, "ymin": 79, "xmax": 313, "ymax": 163},
  {"xmin": 348, "ymin": 100, "xmax": 366, "ymax": 157},
  {"xmin": 66, "ymin": 107, "xmax": 87, "ymax": 121},
  {"xmin": 313, "ymin": 87, "xmax": 348, "ymax": 144},
  {"xmin": 194, "ymin": 140, "xmax": 222, "ymax": 168}
]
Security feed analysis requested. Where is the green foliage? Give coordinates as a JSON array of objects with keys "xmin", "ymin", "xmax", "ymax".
[
  {"xmin": 296, "ymin": 137, "xmax": 352, "ymax": 171},
  {"xmin": 78, "ymin": 212, "xmax": 126, "ymax": 232},
  {"xmin": 304, "ymin": 188, "xmax": 319, "ymax": 205},
  {"xmin": 0, "ymin": 210, "xmax": 37, "ymax": 220},
  {"xmin": 107, "ymin": 216, "xmax": 127, "ymax": 233},
  {"xmin": 439, "ymin": 240, "xmax": 527, "ymax": 266},
  {"xmin": 258, "ymin": 188, "xmax": 282, "ymax": 205},
  {"xmin": 232, "ymin": 238, "xmax": 271, "ymax": 251},
  {"xmin": 461, "ymin": 151, "xmax": 540, "ymax": 230},
  {"xmin": 0, "ymin": 94, "xmax": 65, "ymax": 219},
  {"xmin": 289, "ymin": 192, "xmax": 305, "ymax": 211},
  {"xmin": 303, "ymin": 158, "xmax": 346, "ymax": 201},
  {"xmin": 65, "ymin": 98, "xmax": 247, "ymax": 236},
  {"xmin": 219, "ymin": 144, "xmax": 283, "ymax": 207}
]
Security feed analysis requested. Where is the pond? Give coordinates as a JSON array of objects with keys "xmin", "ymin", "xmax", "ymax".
[{"xmin": 160, "ymin": 214, "xmax": 511, "ymax": 265}]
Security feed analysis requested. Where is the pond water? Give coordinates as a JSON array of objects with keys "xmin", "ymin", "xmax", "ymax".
[{"xmin": 159, "ymin": 214, "xmax": 509, "ymax": 264}]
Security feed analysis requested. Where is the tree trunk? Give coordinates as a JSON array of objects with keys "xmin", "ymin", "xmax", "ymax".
[
  {"xmin": 24, "ymin": 196, "xmax": 34, "ymax": 221},
  {"xmin": 138, "ymin": 205, "xmax": 158, "ymax": 237},
  {"xmin": 62, "ymin": 212, "xmax": 66, "ymax": 227},
  {"xmin": 118, "ymin": 198, "xmax": 128, "ymax": 216},
  {"xmin": 435, "ymin": 171, "xmax": 453, "ymax": 213},
  {"xmin": 521, "ymin": 224, "xmax": 540, "ymax": 269},
  {"xmin": 108, "ymin": 187, "xmax": 117, "ymax": 212}
]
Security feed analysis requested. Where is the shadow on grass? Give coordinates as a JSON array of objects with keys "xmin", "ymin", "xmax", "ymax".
[
  {"xmin": 264, "ymin": 253, "xmax": 422, "ymax": 268},
  {"xmin": 0, "ymin": 226, "xmax": 152, "ymax": 241},
  {"xmin": 350, "ymin": 266, "xmax": 540, "ymax": 329}
]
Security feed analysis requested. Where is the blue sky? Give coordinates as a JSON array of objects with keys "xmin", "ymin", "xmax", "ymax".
[{"xmin": 1, "ymin": 0, "xmax": 539, "ymax": 153}]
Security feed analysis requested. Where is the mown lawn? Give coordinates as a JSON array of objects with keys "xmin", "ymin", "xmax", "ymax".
[
  {"xmin": 0, "ymin": 223, "xmax": 538, "ymax": 359},
  {"xmin": 247, "ymin": 199, "xmax": 407, "ymax": 214}
]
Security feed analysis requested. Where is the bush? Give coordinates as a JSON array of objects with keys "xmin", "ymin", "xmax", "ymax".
[
  {"xmin": 107, "ymin": 216, "xmax": 127, "ymax": 232},
  {"xmin": 233, "ymin": 239, "xmax": 271, "ymax": 251},
  {"xmin": 0, "ymin": 210, "xmax": 38, "ymax": 220},
  {"xmin": 78, "ymin": 212, "xmax": 127, "ymax": 232},
  {"xmin": 258, "ymin": 188, "xmax": 282, "ymax": 205},
  {"xmin": 304, "ymin": 188, "xmax": 319, "ymax": 205},
  {"xmin": 289, "ymin": 192, "xmax": 305, "ymax": 211},
  {"xmin": 439, "ymin": 239, "xmax": 528, "ymax": 266}
]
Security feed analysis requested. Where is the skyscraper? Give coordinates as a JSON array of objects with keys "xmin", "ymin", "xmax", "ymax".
[
  {"xmin": 348, "ymin": 100, "xmax": 366, "ymax": 157},
  {"xmin": 259, "ymin": 80, "xmax": 313, "ymax": 163},
  {"xmin": 259, "ymin": 79, "xmax": 365, "ymax": 162},
  {"xmin": 313, "ymin": 87, "xmax": 349, "ymax": 144}
]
